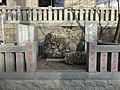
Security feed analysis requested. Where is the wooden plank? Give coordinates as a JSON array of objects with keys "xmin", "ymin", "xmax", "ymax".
[
  {"xmin": 25, "ymin": 42, "xmax": 36, "ymax": 72},
  {"xmin": 87, "ymin": 42, "xmax": 97, "ymax": 72},
  {"xmin": 16, "ymin": 53, "xmax": 24, "ymax": 72},
  {"xmin": 100, "ymin": 52, "xmax": 108, "ymax": 72},
  {"xmin": 5, "ymin": 53, "xmax": 15, "ymax": 72},
  {"xmin": 0, "ymin": 53, "xmax": 5, "ymax": 72},
  {"xmin": 110, "ymin": 52, "xmax": 118, "ymax": 72}
]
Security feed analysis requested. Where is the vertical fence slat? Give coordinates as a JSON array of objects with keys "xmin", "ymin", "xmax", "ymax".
[
  {"xmin": 75, "ymin": 9, "xmax": 79, "ymax": 20},
  {"xmin": 33, "ymin": 8, "xmax": 37, "ymax": 21},
  {"xmin": 80, "ymin": 7, "xmax": 83, "ymax": 21},
  {"xmin": 25, "ymin": 42, "xmax": 36, "ymax": 72},
  {"xmin": 90, "ymin": 10, "xmax": 94, "ymax": 21},
  {"xmin": 101, "ymin": 9, "xmax": 104, "ymax": 22},
  {"xmin": 95, "ymin": 9, "xmax": 99, "ymax": 22},
  {"xmin": 111, "ymin": 7, "xmax": 115, "ymax": 21},
  {"xmin": 16, "ymin": 53, "xmax": 24, "ymax": 72},
  {"xmin": 54, "ymin": 9, "xmax": 57, "ymax": 20},
  {"xmin": 28, "ymin": 9, "xmax": 32, "ymax": 21},
  {"xmin": 100, "ymin": 52, "xmax": 108, "ymax": 72},
  {"xmin": 5, "ymin": 53, "xmax": 15, "ymax": 72},
  {"xmin": 12, "ymin": 9, "xmax": 17, "ymax": 21},
  {"xmin": 48, "ymin": 6, "xmax": 52, "ymax": 21},
  {"xmin": 0, "ymin": 53, "xmax": 5, "ymax": 72},
  {"xmin": 43, "ymin": 9, "xmax": 47, "ymax": 21},
  {"xmin": 2, "ymin": 7, "xmax": 6, "ymax": 22},
  {"xmin": 110, "ymin": 52, "xmax": 118, "ymax": 71},
  {"xmin": 22, "ymin": 10, "xmax": 27, "ymax": 21},
  {"xmin": 38, "ymin": 9, "xmax": 42, "ymax": 21},
  {"xmin": 70, "ymin": 9, "xmax": 73, "ymax": 21},
  {"xmin": 87, "ymin": 42, "xmax": 97, "ymax": 72},
  {"xmin": 59, "ymin": 9, "xmax": 63, "ymax": 21},
  {"xmin": 17, "ymin": 7, "xmax": 21, "ymax": 22},
  {"xmin": 7, "ymin": 9, "xmax": 12, "ymax": 21},
  {"xmin": 85, "ymin": 9, "xmax": 89, "ymax": 21},
  {"xmin": 106, "ymin": 9, "xmax": 109, "ymax": 21},
  {"xmin": 64, "ymin": 8, "xmax": 68, "ymax": 21}
]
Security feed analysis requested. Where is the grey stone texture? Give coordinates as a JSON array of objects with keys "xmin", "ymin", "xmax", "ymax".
[{"xmin": 0, "ymin": 79, "xmax": 120, "ymax": 90}]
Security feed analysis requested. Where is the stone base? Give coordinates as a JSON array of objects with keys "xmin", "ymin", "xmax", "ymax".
[
  {"xmin": 0, "ymin": 79, "xmax": 120, "ymax": 90},
  {"xmin": 0, "ymin": 71, "xmax": 120, "ymax": 90}
]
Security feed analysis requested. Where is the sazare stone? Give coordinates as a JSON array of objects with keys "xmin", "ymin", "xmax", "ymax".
[{"xmin": 44, "ymin": 30, "xmax": 79, "ymax": 58}]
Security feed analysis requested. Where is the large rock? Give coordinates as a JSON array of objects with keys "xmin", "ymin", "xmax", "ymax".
[
  {"xmin": 44, "ymin": 30, "xmax": 80, "ymax": 58},
  {"xmin": 65, "ymin": 51, "xmax": 87, "ymax": 65}
]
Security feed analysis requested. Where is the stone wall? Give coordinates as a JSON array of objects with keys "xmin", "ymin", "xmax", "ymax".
[
  {"xmin": 6, "ymin": 0, "xmax": 38, "ymax": 7},
  {"xmin": 0, "ymin": 79, "xmax": 120, "ymax": 90},
  {"xmin": 64, "ymin": 0, "xmax": 96, "ymax": 7},
  {"xmin": 6, "ymin": 0, "xmax": 96, "ymax": 7},
  {"xmin": 2, "ymin": 23, "xmax": 116, "ymax": 44}
]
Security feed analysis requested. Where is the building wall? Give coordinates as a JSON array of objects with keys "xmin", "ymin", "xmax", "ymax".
[
  {"xmin": 6, "ymin": 0, "xmax": 96, "ymax": 7},
  {"xmin": 64, "ymin": 0, "xmax": 96, "ymax": 7},
  {"xmin": 6, "ymin": 0, "xmax": 38, "ymax": 7}
]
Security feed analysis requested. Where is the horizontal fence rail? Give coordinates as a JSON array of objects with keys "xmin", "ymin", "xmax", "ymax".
[
  {"xmin": 0, "ymin": 42, "xmax": 36, "ymax": 72},
  {"xmin": 87, "ymin": 42, "xmax": 120, "ymax": 72},
  {"xmin": 0, "ymin": 6, "xmax": 118, "ymax": 26}
]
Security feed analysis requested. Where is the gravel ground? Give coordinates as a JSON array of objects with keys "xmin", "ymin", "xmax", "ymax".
[{"xmin": 37, "ymin": 58, "xmax": 86, "ymax": 70}]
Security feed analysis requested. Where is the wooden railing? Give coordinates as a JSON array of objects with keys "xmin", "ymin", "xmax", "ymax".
[
  {"xmin": 0, "ymin": 42, "xmax": 36, "ymax": 72},
  {"xmin": 0, "ymin": 6, "xmax": 118, "ymax": 26}
]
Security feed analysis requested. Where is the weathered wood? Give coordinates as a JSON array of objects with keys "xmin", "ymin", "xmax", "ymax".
[
  {"xmin": 5, "ymin": 53, "xmax": 15, "ymax": 72},
  {"xmin": 16, "ymin": 53, "xmax": 24, "ymax": 72},
  {"xmin": 0, "ymin": 53, "xmax": 5, "ymax": 72},
  {"xmin": 87, "ymin": 42, "xmax": 97, "ymax": 72}
]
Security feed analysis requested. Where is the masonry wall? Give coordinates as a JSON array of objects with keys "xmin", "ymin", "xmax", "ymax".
[
  {"xmin": 64, "ymin": 0, "xmax": 96, "ymax": 7},
  {"xmin": 6, "ymin": 0, "xmax": 38, "ymax": 7},
  {"xmin": 2, "ymin": 24, "xmax": 116, "ymax": 44},
  {"xmin": 0, "ymin": 79, "xmax": 120, "ymax": 90},
  {"xmin": 6, "ymin": 0, "xmax": 96, "ymax": 7}
]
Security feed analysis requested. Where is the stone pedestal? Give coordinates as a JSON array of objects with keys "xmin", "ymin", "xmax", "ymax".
[{"xmin": 16, "ymin": 24, "xmax": 38, "ymax": 54}]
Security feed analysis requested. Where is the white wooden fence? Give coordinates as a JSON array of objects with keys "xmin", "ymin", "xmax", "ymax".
[{"xmin": 0, "ymin": 6, "xmax": 118, "ymax": 26}]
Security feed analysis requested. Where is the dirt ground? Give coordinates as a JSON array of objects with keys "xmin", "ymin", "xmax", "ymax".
[{"xmin": 37, "ymin": 58, "xmax": 86, "ymax": 70}]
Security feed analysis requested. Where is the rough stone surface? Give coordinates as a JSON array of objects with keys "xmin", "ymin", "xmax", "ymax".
[
  {"xmin": 44, "ymin": 29, "xmax": 81, "ymax": 58},
  {"xmin": 65, "ymin": 51, "xmax": 87, "ymax": 65},
  {"xmin": 0, "ymin": 79, "xmax": 120, "ymax": 90}
]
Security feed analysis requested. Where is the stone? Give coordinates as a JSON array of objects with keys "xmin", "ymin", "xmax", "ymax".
[
  {"xmin": 65, "ymin": 51, "xmax": 87, "ymax": 65},
  {"xmin": 44, "ymin": 30, "xmax": 79, "ymax": 58}
]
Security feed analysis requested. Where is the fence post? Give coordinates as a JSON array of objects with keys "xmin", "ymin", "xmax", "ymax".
[
  {"xmin": 85, "ymin": 21, "xmax": 97, "ymax": 52},
  {"xmin": 48, "ymin": 6, "xmax": 52, "ymax": 21},
  {"xmin": 87, "ymin": 42, "xmax": 97, "ymax": 72},
  {"xmin": 17, "ymin": 6, "xmax": 21, "ymax": 23},
  {"xmin": 25, "ymin": 42, "xmax": 36, "ymax": 72},
  {"xmin": 16, "ymin": 53, "xmax": 25, "ymax": 72},
  {"xmin": 33, "ymin": 8, "xmax": 37, "ymax": 21},
  {"xmin": 0, "ymin": 53, "xmax": 5, "ymax": 72}
]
